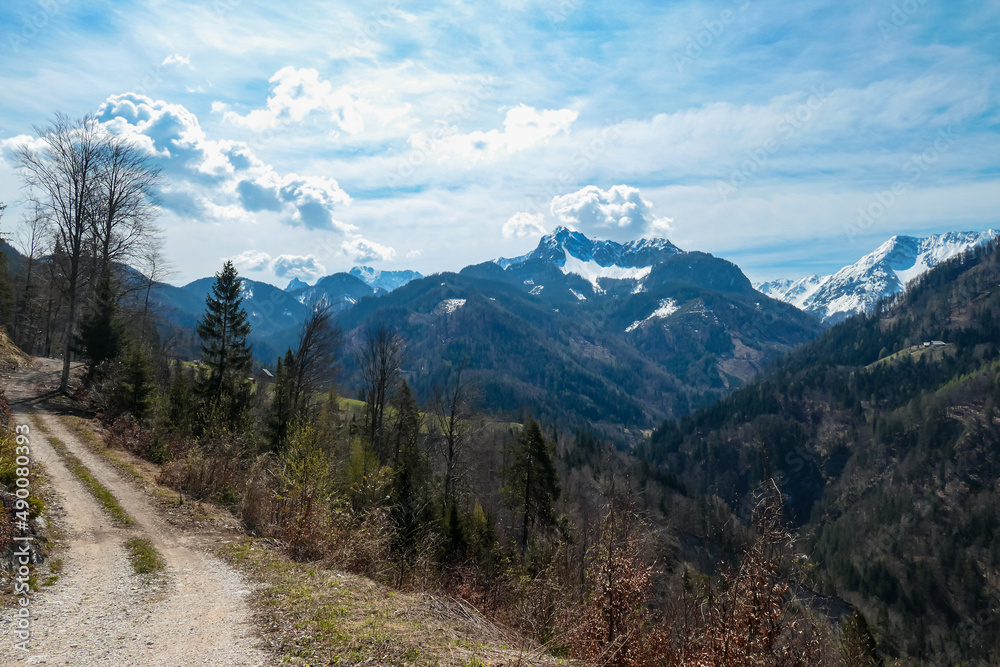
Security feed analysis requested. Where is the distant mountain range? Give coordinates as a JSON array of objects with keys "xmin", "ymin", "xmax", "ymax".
[
  {"xmin": 129, "ymin": 226, "xmax": 996, "ymax": 434},
  {"xmin": 756, "ymin": 230, "xmax": 999, "ymax": 323},
  {"xmin": 330, "ymin": 227, "xmax": 821, "ymax": 435}
]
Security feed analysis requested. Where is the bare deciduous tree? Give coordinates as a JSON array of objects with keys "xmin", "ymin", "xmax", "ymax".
[
  {"xmin": 291, "ymin": 299, "xmax": 342, "ymax": 419},
  {"xmin": 88, "ymin": 133, "xmax": 162, "ymax": 275},
  {"xmin": 12, "ymin": 207, "xmax": 48, "ymax": 350},
  {"xmin": 431, "ymin": 359, "xmax": 482, "ymax": 509},
  {"xmin": 15, "ymin": 113, "xmax": 161, "ymax": 392},
  {"xmin": 16, "ymin": 114, "xmax": 103, "ymax": 392},
  {"xmin": 357, "ymin": 324, "xmax": 405, "ymax": 461}
]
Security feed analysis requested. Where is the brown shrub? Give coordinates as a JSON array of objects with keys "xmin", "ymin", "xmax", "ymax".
[
  {"xmin": 105, "ymin": 415, "xmax": 152, "ymax": 457},
  {"xmin": 664, "ymin": 486, "xmax": 833, "ymax": 666}
]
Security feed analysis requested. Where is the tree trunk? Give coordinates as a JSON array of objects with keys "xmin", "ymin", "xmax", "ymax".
[{"xmin": 60, "ymin": 288, "xmax": 77, "ymax": 393}]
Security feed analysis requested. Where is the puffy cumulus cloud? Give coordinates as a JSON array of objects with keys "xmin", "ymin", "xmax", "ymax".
[
  {"xmin": 408, "ymin": 104, "xmax": 578, "ymax": 164},
  {"xmin": 94, "ymin": 93, "xmax": 354, "ymax": 231},
  {"xmin": 271, "ymin": 254, "xmax": 326, "ymax": 281},
  {"xmin": 216, "ymin": 66, "xmax": 411, "ymax": 136},
  {"xmin": 550, "ymin": 185, "xmax": 672, "ymax": 239},
  {"xmin": 0, "ymin": 133, "xmax": 49, "ymax": 165},
  {"xmin": 343, "ymin": 235, "xmax": 397, "ymax": 262},
  {"xmin": 502, "ymin": 211, "xmax": 547, "ymax": 239},
  {"xmin": 501, "ymin": 185, "xmax": 673, "ymax": 243},
  {"xmin": 231, "ymin": 249, "xmax": 272, "ymax": 271}
]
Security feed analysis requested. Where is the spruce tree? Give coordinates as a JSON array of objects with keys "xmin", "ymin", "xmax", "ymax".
[
  {"xmin": 165, "ymin": 360, "xmax": 194, "ymax": 435},
  {"xmin": 267, "ymin": 349, "xmax": 297, "ymax": 451},
  {"xmin": 79, "ymin": 270, "xmax": 121, "ymax": 383},
  {"xmin": 388, "ymin": 381, "xmax": 429, "ymax": 552},
  {"xmin": 195, "ymin": 260, "xmax": 253, "ymax": 423},
  {"xmin": 501, "ymin": 418, "xmax": 560, "ymax": 551},
  {"xmin": 115, "ymin": 346, "xmax": 155, "ymax": 421}
]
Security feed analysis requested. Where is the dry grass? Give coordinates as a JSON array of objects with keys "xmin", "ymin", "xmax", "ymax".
[
  {"xmin": 221, "ymin": 539, "xmax": 572, "ymax": 667},
  {"xmin": 60, "ymin": 415, "xmax": 146, "ymax": 483},
  {"xmin": 34, "ymin": 417, "xmax": 135, "ymax": 528}
]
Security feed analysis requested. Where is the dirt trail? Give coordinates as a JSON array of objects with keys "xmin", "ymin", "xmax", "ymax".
[{"xmin": 1, "ymin": 359, "xmax": 269, "ymax": 666}]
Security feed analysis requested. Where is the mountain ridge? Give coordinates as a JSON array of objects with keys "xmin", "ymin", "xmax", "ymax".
[{"xmin": 757, "ymin": 229, "xmax": 999, "ymax": 322}]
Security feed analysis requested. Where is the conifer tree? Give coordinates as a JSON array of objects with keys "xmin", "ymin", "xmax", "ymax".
[
  {"xmin": 388, "ymin": 381, "xmax": 429, "ymax": 551},
  {"xmin": 165, "ymin": 360, "xmax": 194, "ymax": 435},
  {"xmin": 267, "ymin": 349, "xmax": 297, "ymax": 451},
  {"xmin": 79, "ymin": 270, "xmax": 121, "ymax": 382},
  {"xmin": 115, "ymin": 345, "xmax": 155, "ymax": 421},
  {"xmin": 195, "ymin": 260, "xmax": 253, "ymax": 423},
  {"xmin": 502, "ymin": 418, "xmax": 560, "ymax": 551}
]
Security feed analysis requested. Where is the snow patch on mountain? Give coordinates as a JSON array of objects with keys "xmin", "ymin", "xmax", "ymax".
[
  {"xmin": 284, "ymin": 277, "xmax": 310, "ymax": 292},
  {"xmin": 434, "ymin": 298, "xmax": 466, "ymax": 314},
  {"xmin": 560, "ymin": 254, "xmax": 652, "ymax": 293},
  {"xmin": 754, "ymin": 275, "xmax": 826, "ymax": 310},
  {"xmin": 625, "ymin": 298, "xmax": 679, "ymax": 332},
  {"xmin": 494, "ymin": 226, "xmax": 681, "ymax": 294},
  {"xmin": 569, "ymin": 288, "xmax": 587, "ymax": 301}
]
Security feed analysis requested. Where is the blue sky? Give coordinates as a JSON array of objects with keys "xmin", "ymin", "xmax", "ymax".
[{"xmin": 0, "ymin": 0, "xmax": 998, "ymax": 285}]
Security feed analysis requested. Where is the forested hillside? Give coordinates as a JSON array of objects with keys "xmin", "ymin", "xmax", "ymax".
[{"xmin": 642, "ymin": 239, "xmax": 1000, "ymax": 664}]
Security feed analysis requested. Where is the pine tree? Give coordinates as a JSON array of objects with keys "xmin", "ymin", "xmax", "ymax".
[
  {"xmin": 115, "ymin": 345, "xmax": 155, "ymax": 421},
  {"xmin": 388, "ymin": 381, "xmax": 429, "ymax": 552},
  {"xmin": 501, "ymin": 418, "xmax": 560, "ymax": 551},
  {"xmin": 79, "ymin": 269, "xmax": 122, "ymax": 383},
  {"xmin": 195, "ymin": 260, "xmax": 253, "ymax": 424},
  {"xmin": 840, "ymin": 610, "xmax": 884, "ymax": 666},
  {"xmin": 165, "ymin": 360, "xmax": 194, "ymax": 435},
  {"xmin": 267, "ymin": 349, "xmax": 297, "ymax": 451}
]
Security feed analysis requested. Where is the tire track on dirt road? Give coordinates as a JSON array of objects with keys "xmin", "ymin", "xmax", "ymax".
[{"xmin": 1, "ymin": 359, "xmax": 269, "ymax": 666}]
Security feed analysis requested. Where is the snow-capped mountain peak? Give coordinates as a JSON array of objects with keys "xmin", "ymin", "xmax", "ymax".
[
  {"xmin": 758, "ymin": 230, "xmax": 998, "ymax": 323},
  {"xmin": 494, "ymin": 227, "xmax": 683, "ymax": 293},
  {"xmin": 348, "ymin": 266, "xmax": 423, "ymax": 292},
  {"xmin": 284, "ymin": 277, "xmax": 310, "ymax": 292}
]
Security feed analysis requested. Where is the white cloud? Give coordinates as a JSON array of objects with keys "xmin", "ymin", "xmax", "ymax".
[
  {"xmin": 215, "ymin": 66, "xmax": 411, "ymax": 136},
  {"xmin": 502, "ymin": 211, "xmax": 547, "ymax": 239},
  {"xmin": 162, "ymin": 54, "xmax": 192, "ymax": 68},
  {"xmin": 271, "ymin": 254, "xmax": 326, "ymax": 280},
  {"xmin": 408, "ymin": 104, "xmax": 578, "ymax": 163},
  {"xmin": 343, "ymin": 235, "xmax": 397, "ymax": 262},
  {"xmin": 230, "ymin": 249, "xmax": 271, "ymax": 271},
  {"xmin": 549, "ymin": 185, "xmax": 672, "ymax": 239},
  {"xmin": 406, "ymin": 249, "xmax": 423, "ymax": 259},
  {"xmin": 95, "ymin": 92, "xmax": 354, "ymax": 231}
]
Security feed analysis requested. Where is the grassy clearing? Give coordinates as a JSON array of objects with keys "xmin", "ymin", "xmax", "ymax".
[
  {"xmin": 31, "ymin": 414, "xmax": 134, "ymax": 527},
  {"xmin": 125, "ymin": 537, "xmax": 165, "ymax": 575},
  {"xmin": 865, "ymin": 342, "xmax": 955, "ymax": 370},
  {"xmin": 221, "ymin": 540, "xmax": 564, "ymax": 667}
]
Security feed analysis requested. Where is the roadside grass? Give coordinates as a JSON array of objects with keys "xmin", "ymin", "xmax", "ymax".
[
  {"xmin": 42, "ymin": 557, "xmax": 64, "ymax": 586},
  {"xmin": 221, "ymin": 539, "xmax": 565, "ymax": 667},
  {"xmin": 36, "ymin": 426, "xmax": 135, "ymax": 528},
  {"xmin": 60, "ymin": 416, "xmax": 146, "ymax": 484},
  {"xmin": 125, "ymin": 537, "xmax": 165, "ymax": 575},
  {"xmin": 30, "ymin": 413, "xmax": 170, "ymax": 578},
  {"xmin": 61, "ymin": 415, "xmax": 219, "ymax": 520}
]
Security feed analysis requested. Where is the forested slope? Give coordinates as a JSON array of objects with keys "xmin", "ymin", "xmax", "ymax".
[{"xmin": 641, "ymin": 239, "xmax": 1000, "ymax": 663}]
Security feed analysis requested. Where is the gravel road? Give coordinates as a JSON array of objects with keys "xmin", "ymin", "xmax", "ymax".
[{"xmin": 1, "ymin": 359, "xmax": 271, "ymax": 666}]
